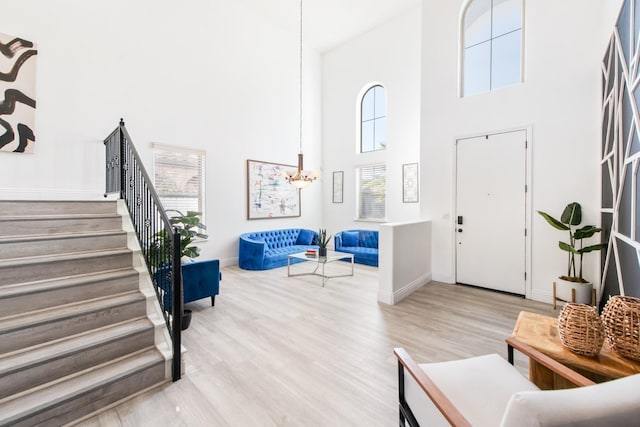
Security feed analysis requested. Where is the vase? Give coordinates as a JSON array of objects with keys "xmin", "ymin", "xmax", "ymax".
[
  {"xmin": 318, "ymin": 247, "xmax": 327, "ymax": 257},
  {"xmin": 602, "ymin": 295, "xmax": 640, "ymax": 361},
  {"xmin": 557, "ymin": 303, "xmax": 604, "ymax": 357}
]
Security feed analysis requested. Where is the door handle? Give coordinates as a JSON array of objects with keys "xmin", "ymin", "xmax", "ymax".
[{"xmin": 457, "ymin": 228, "xmax": 463, "ymax": 232}]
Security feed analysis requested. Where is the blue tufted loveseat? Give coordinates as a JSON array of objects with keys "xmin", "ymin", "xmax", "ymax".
[
  {"xmin": 239, "ymin": 228, "xmax": 319, "ymax": 270},
  {"xmin": 334, "ymin": 229, "xmax": 379, "ymax": 266}
]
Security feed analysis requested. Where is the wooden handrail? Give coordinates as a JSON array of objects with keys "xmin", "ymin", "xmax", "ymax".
[
  {"xmin": 394, "ymin": 347, "xmax": 472, "ymax": 427},
  {"xmin": 505, "ymin": 337, "xmax": 595, "ymax": 387}
]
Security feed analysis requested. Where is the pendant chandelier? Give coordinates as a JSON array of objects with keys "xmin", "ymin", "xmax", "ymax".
[{"xmin": 282, "ymin": 0, "xmax": 319, "ymax": 189}]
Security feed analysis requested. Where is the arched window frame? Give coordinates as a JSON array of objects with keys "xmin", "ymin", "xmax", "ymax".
[
  {"xmin": 358, "ymin": 83, "xmax": 387, "ymax": 153},
  {"xmin": 458, "ymin": 0, "xmax": 525, "ymax": 97}
]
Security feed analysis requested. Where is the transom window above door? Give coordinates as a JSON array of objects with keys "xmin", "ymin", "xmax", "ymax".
[
  {"xmin": 462, "ymin": 0, "xmax": 523, "ymax": 96},
  {"xmin": 360, "ymin": 85, "xmax": 386, "ymax": 153}
]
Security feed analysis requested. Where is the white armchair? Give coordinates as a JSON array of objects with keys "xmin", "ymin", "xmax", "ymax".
[{"xmin": 394, "ymin": 338, "xmax": 640, "ymax": 427}]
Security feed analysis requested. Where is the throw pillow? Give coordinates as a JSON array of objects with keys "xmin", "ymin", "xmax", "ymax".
[
  {"xmin": 296, "ymin": 229, "xmax": 314, "ymax": 245},
  {"xmin": 342, "ymin": 231, "xmax": 359, "ymax": 247}
]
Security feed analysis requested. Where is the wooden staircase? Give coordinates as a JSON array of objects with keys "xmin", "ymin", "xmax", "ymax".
[{"xmin": 0, "ymin": 200, "xmax": 173, "ymax": 426}]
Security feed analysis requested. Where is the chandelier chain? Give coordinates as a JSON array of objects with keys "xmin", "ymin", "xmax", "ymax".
[{"xmin": 299, "ymin": 0, "xmax": 303, "ymax": 153}]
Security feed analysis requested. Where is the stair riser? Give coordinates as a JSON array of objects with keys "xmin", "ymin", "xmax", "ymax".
[
  {"xmin": 0, "ymin": 233, "xmax": 128, "ymax": 260},
  {"xmin": 2, "ymin": 273, "xmax": 140, "ymax": 317},
  {"xmin": 0, "ymin": 201, "xmax": 117, "ymax": 216},
  {"xmin": 6, "ymin": 360, "xmax": 166, "ymax": 427},
  {"xmin": 0, "ymin": 330, "xmax": 155, "ymax": 399},
  {"xmin": 0, "ymin": 300, "xmax": 147, "ymax": 354},
  {"xmin": 0, "ymin": 217, "xmax": 123, "ymax": 237},
  {"xmin": 0, "ymin": 253, "xmax": 132, "ymax": 287}
]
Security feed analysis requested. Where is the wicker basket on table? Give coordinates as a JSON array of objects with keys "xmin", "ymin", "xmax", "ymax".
[
  {"xmin": 602, "ymin": 295, "xmax": 640, "ymax": 361},
  {"xmin": 557, "ymin": 303, "xmax": 604, "ymax": 357}
]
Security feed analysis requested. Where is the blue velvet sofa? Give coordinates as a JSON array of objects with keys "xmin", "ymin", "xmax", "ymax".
[
  {"xmin": 239, "ymin": 228, "xmax": 318, "ymax": 270},
  {"xmin": 156, "ymin": 259, "xmax": 222, "ymax": 308},
  {"xmin": 334, "ymin": 229, "xmax": 379, "ymax": 266}
]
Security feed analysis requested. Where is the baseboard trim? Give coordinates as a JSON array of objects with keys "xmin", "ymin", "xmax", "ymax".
[
  {"xmin": 378, "ymin": 273, "xmax": 431, "ymax": 305},
  {"xmin": 431, "ymin": 273, "xmax": 454, "ymax": 284}
]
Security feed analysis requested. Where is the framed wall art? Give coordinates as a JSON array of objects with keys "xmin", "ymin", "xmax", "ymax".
[
  {"xmin": 246, "ymin": 159, "xmax": 301, "ymax": 219},
  {"xmin": 332, "ymin": 171, "xmax": 343, "ymax": 203},
  {"xmin": 402, "ymin": 163, "xmax": 419, "ymax": 203},
  {"xmin": 0, "ymin": 32, "xmax": 38, "ymax": 153}
]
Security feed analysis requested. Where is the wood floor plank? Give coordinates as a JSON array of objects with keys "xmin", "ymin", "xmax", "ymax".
[{"xmin": 76, "ymin": 264, "xmax": 555, "ymax": 426}]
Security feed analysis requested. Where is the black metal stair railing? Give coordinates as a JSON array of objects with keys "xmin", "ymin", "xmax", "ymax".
[{"xmin": 104, "ymin": 118, "xmax": 182, "ymax": 381}]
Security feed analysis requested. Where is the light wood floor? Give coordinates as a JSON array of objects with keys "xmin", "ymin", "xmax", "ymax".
[{"xmin": 78, "ymin": 263, "xmax": 556, "ymax": 426}]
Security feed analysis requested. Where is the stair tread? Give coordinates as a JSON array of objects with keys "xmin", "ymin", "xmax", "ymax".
[
  {"xmin": 0, "ymin": 318, "xmax": 152, "ymax": 375},
  {"xmin": 0, "ymin": 292, "xmax": 145, "ymax": 333},
  {"xmin": 0, "ymin": 268, "xmax": 138, "ymax": 299},
  {"xmin": 0, "ymin": 213, "xmax": 120, "ymax": 221},
  {"xmin": 0, "ymin": 247, "xmax": 131, "ymax": 268},
  {"xmin": 0, "ymin": 348, "xmax": 164, "ymax": 422},
  {"xmin": 0, "ymin": 230, "xmax": 127, "ymax": 244},
  {"xmin": 0, "ymin": 201, "xmax": 118, "ymax": 217}
]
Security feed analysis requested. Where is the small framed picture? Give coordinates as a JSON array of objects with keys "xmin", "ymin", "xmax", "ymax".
[
  {"xmin": 403, "ymin": 163, "xmax": 419, "ymax": 203},
  {"xmin": 332, "ymin": 171, "xmax": 344, "ymax": 203}
]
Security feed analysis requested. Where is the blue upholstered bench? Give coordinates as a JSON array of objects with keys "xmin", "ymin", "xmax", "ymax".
[
  {"xmin": 334, "ymin": 229, "xmax": 379, "ymax": 266},
  {"xmin": 239, "ymin": 228, "xmax": 319, "ymax": 270}
]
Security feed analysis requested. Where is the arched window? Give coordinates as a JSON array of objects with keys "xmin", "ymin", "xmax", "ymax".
[
  {"xmin": 462, "ymin": 0, "xmax": 522, "ymax": 96},
  {"xmin": 360, "ymin": 85, "xmax": 386, "ymax": 153}
]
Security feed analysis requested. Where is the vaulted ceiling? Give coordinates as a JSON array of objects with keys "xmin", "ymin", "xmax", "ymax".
[{"xmin": 235, "ymin": 0, "xmax": 421, "ymax": 52}]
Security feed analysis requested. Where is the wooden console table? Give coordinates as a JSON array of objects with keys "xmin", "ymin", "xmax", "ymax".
[{"xmin": 509, "ymin": 311, "xmax": 640, "ymax": 389}]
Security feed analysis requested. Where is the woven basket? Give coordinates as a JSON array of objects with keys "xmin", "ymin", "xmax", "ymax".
[
  {"xmin": 602, "ymin": 295, "xmax": 640, "ymax": 361},
  {"xmin": 557, "ymin": 303, "xmax": 604, "ymax": 357}
]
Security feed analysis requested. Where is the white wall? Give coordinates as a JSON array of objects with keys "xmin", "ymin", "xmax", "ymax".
[
  {"xmin": 420, "ymin": 0, "xmax": 612, "ymax": 302},
  {"xmin": 321, "ymin": 7, "xmax": 422, "ymax": 236},
  {"xmin": 379, "ymin": 220, "xmax": 432, "ymax": 304},
  {"xmin": 0, "ymin": 0, "xmax": 323, "ymax": 266}
]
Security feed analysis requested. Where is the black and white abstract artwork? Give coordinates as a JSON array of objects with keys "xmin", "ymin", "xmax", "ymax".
[
  {"xmin": 0, "ymin": 31, "xmax": 37, "ymax": 153},
  {"xmin": 601, "ymin": 0, "xmax": 640, "ymax": 306}
]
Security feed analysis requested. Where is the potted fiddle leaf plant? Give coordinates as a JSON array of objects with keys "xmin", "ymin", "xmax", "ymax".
[
  {"xmin": 148, "ymin": 210, "xmax": 208, "ymax": 265},
  {"xmin": 149, "ymin": 210, "xmax": 207, "ymax": 330},
  {"xmin": 318, "ymin": 228, "xmax": 331, "ymax": 257},
  {"xmin": 167, "ymin": 210, "xmax": 208, "ymax": 261},
  {"xmin": 538, "ymin": 202, "xmax": 606, "ymax": 305}
]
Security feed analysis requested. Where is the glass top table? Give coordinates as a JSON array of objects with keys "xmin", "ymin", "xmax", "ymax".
[{"xmin": 287, "ymin": 250, "xmax": 354, "ymax": 287}]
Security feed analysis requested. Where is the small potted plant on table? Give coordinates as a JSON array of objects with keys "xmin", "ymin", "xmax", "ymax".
[
  {"xmin": 318, "ymin": 228, "xmax": 331, "ymax": 257},
  {"xmin": 538, "ymin": 202, "xmax": 606, "ymax": 307}
]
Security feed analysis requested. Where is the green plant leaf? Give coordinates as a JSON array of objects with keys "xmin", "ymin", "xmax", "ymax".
[
  {"xmin": 183, "ymin": 246, "xmax": 200, "ymax": 258},
  {"xmin": 558, "ymin": 241, "xmax": 577, "ymax": 253},
  {"xmin": 578, "ymin": 243, "xmax": 607, "ymax": 254},
  {"xmin": 560, "ymin": 202, "xmax": 582, "ymax": 225},
  {"xmin": 574, "ymin": 225, "xmax": 601, "ymax": 239},
  {"xmin": 538, "ymin": 211, "xmax": 570, "ymax": 230}
]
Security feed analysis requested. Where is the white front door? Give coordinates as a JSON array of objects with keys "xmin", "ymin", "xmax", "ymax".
[{"xmin": 455, "ymin": 130, "xmax": 527, "ymax": 295}]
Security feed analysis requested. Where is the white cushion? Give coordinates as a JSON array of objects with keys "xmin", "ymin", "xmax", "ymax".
[
  {"xmin": 500, "ymin": 373, "xmax": 640, "ymax": 427},
  {"xmin": 404, "ymin": 354, "xmax": 538, "ymax": 427}
]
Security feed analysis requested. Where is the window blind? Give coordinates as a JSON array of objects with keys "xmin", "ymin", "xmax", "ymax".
[
  {"xmin": 358, "ymin": 164, "xmax": 386, "ymax": 220},
  {"xmin": 153, "ymin": 145, "xmax": 205, "ymax": 216}
]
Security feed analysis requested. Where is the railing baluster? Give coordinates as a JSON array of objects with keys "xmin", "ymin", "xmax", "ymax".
[{"xmin": 104, "ymin": 119, "xmax": 182, "ymax": 382}]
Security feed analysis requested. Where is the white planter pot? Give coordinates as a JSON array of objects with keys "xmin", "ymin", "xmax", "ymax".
[{"xmin": 554, "ymin": 278, "xmax": 593, "ymax": 306}]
